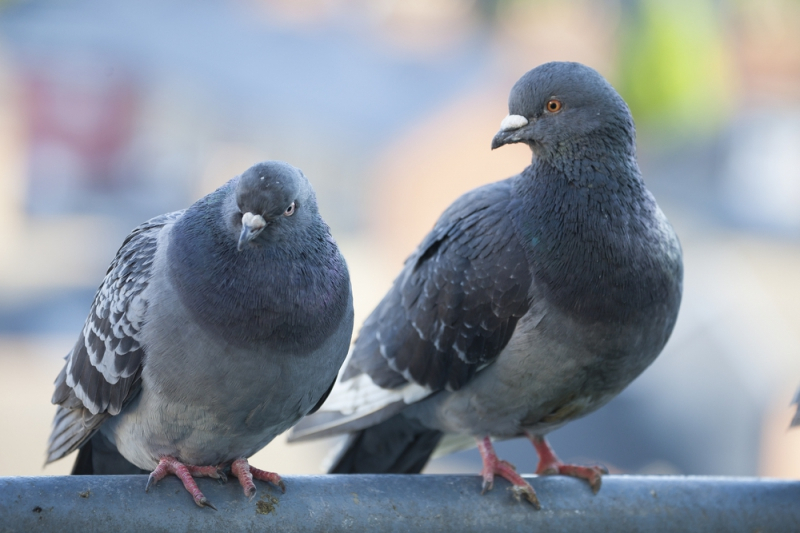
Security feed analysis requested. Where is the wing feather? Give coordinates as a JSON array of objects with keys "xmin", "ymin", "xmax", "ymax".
[
  {"xmin": 46, "ymin": 211, "xmax": 182, "ymax": 463},
  {"xmin": 347, "ymin": 178, "xmax": 532, "ymax": 393}
]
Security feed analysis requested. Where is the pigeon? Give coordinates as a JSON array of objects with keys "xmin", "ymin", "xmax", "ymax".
[
  {"xmin": 46, "ymin": 161, "xmax": 354, "ymax": 509},
  {"xmin": 289, "ymin": 62, "xmax": 683, "ymax": 509}
]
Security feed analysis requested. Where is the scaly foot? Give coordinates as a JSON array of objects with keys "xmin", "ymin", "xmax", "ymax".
[
  {"xmin": 528, "ymin": 433, "xmax": 608, "ymax": 493},
  {"xmin": 230, "ymin": 457, "xmax": 286, "ymax": 499},
  {"xmin": 476, "ymin": 436, "xmax": 541, "ymax": 509},
  {"xmin": 145, "ymin": 456, "xmax": 223, "ymax": 509}
]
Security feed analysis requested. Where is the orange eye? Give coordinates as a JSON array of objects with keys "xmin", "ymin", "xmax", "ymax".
[{"xmin": 546, "ymin": 99, "xmax": 562, "ymax": 113}]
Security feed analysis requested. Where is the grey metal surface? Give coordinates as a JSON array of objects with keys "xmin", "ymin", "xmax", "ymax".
[{"xmin": 1, "ymin": 474, "xmax": 798, "ymax": 532}]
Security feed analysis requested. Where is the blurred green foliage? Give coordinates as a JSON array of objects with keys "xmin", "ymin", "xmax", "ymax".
[{"xmin": 616, "ymin": 0, "xmax": 734, "ymax": 137}]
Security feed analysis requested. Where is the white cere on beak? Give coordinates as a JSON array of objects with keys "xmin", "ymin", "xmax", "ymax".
[
  {"xmin": 499, "ymin": 114, "xmax": 528, "ymax": 132},
  {"xmin": 238, "ymin": 212, "xmax": 268, "ymax": 251},
  {"xmin": 242, "ymin": 212, "xmax": 266, "ymax": 230}
]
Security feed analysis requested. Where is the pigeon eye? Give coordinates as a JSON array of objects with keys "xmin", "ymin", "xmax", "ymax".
[
  {"xmin": 546, "ymin": 99, "xmax": 562, "ymax": 113},
  {"xmin": 284, "ymin": 202, "xmax": 296, "ymax": 217}
]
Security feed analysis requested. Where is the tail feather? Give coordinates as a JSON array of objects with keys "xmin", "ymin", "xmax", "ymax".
[
  {"xmin": 46, "ymin": 406, "xmax": 105, "ymax": 464},
  {"xmin": 48, "ymin": 404, "xmax": 145, "ymax": 475},
  {"xmin": 288, "ymin": 401, "xmax": 407, "ymax": 442},
  {"xmin": 329, "ymin": 413, "xmax": 443, "ymax": 474}
]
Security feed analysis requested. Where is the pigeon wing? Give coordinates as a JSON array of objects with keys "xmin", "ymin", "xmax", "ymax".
[
  {"xmin": 346, "ymin": 179, "xmax": 532, "ymax": 392},
  {"xmin": 47, "ymin": 211, "xmax": 182, "ymax": 463}
]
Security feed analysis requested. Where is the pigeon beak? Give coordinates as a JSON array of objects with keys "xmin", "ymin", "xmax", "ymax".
[
  {"xmin": 237, "ymin": 212, "xmax": 267, "ymax": 252},
  {"xmin": 491, "ymin": 114, "xmax": 530, "ymax": 150}
]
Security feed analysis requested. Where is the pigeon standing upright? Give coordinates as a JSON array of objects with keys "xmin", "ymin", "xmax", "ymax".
[
  {"xmin": 46, "ymin": 161, "xmax": 354, "ymax": 509},
  {"xmin": 289, "ymin": 62, "xmax": 683, "ymax": 509}
]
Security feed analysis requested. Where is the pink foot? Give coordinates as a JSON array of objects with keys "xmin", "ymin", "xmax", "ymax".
[
  {"xmin": 187, "ymin": 464, "xmax": 228, "ymax": 483},
  {"xmin": 145, "ymin": 456, "xmax": 219, "ymax": 509},
  {"xmin": 230, "ymin": 457, "xmax": 286, "ymax": 499},
  {"xmin": 477, "ymin": 436, "xmax": 540, "ymax": 509},
  {"xmin": 528, "ymin": 434, "xmax": 608, "ymax": 494}
]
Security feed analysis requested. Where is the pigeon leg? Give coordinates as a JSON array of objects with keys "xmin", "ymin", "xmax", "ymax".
[
  {"xmin": 250, "ymin": 464, "xmax": 286, "ymax": 493},
  {"xmin": 528, "ymin": 433, "xmax": 607, "ymax": 493},
  {"xmin": 230, "ymin": 457, "xmax": 286, "ymax": 499},
  {"xmin": 145, "ymin": 456, "xmax": 217, "ymax": 509},
  {"xmin": 477, "ymin": 436, "xmax": 541, "ymax": 509}
]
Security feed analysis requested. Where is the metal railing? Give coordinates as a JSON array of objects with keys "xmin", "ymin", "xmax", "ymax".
[{"xmin": 1, "ymin": 474, "xmax": 798, "ymax": 532}]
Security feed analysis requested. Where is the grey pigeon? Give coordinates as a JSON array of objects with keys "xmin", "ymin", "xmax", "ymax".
[
  {"xmin": 289, "ymin": 62, "xmax": 683, "ymax": 509},
  {"xmin": 46, "ymin": 161, "xmax": 354, "ymax": 508}
]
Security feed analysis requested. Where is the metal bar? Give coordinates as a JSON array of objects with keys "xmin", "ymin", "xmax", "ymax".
[{"xmin": 1, "ymin": 475, "xmax": 798, "ymax": 533}]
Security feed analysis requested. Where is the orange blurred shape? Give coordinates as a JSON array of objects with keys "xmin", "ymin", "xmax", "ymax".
[
  {"xmin": 759, "ymin": 388, "xmax": 800, "ymax": 479},
  {"xmin": 366, "ymin": 87, "xmax": 531, "ymax": 267}
]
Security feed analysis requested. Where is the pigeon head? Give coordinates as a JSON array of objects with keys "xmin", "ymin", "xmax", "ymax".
[
  {"xmin": 234, "ymin": 161, "xmax": 316, "ymax": 251},
  {"xmin": 491, "ymin": 62, "xmax": 635, "ymax": 159}
]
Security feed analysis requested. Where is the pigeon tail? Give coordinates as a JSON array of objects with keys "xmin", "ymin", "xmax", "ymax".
[{"xmin": 328, "ymin": 413, "xmax": 442, "ymax": 474}]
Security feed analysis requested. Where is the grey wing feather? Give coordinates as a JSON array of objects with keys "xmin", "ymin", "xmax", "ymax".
[
  {"xmin": 47, "ymin": 211, "xmax": 183, "ymax": 463},
  {"xmin": 343, "ymin": 179, "xmax": 532, "ymax": 392}
]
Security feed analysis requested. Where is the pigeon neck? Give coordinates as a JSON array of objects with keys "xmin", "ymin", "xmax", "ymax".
[
  {"xmin": 534, "ymin": 127, "xmax": 638, "ymax": 181},
  {"xmin": 513, "ymin": 157, "xmax": 680, "ymax": 324},
  {"xmin": 167, "ymin": 184, "xmax": 351, "ymax": 352}
]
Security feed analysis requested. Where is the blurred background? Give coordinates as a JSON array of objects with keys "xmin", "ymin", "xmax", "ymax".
[{"xmin": 1, "ymin": 0, "xmax": 799, "ymax": 480}]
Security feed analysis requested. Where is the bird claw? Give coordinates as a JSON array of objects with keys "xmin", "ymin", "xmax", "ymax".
[
  {"xmin": 587, "ymin": 467, "xmax": 605, "ymax": 494},
  {"xmin": 481, "ymin": 477, "xmax": 494, "ymax": 495},
  {"xmin": 145, "ymin": 456, "xmax": 284, "ymax": 507},
  {"xmin": 210, "ymin": 467, "xmax": 227, "ymax": 483},
  {"xmin": 211, "ymin": 467, "xmax": 228, "ymax": 484},
  {"xmin": 557, "ymin": 464, "xmax": 606, "ymax": 494},
  {"xmin": 538, "ymin": 465, "xmax": 559, "ymax": 476},
  {"xmin": 588, "ymin": 465, "xmax": 609, "ymax": 493},
  {"xmin": 197, "ymin": 496, "xmax": 217, "ymax": 511},
  {"xmin": 145, "ymin": 460, "xmax": 170, "ymax": 492},
  {"xmin": 187, "ymin": 464, "xmax": 227, "ymax": 483},
  {"xmin": 509, "ymin": 484, "xmax": 541, "ymax": 510},
  {"xmin": 530, "ymin": 435, "xmax": 607, "ymax": 495},
  {"xmin": 477, "ymin": 437, "xmax": 541, "ymax": 509},
  {"xmin": 145, "ymin": 456, "xmax": 217, "ymax": 510},
  {"xmin": 231, "ymin": 458, "xmax": 284, "ymax": 498}
]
